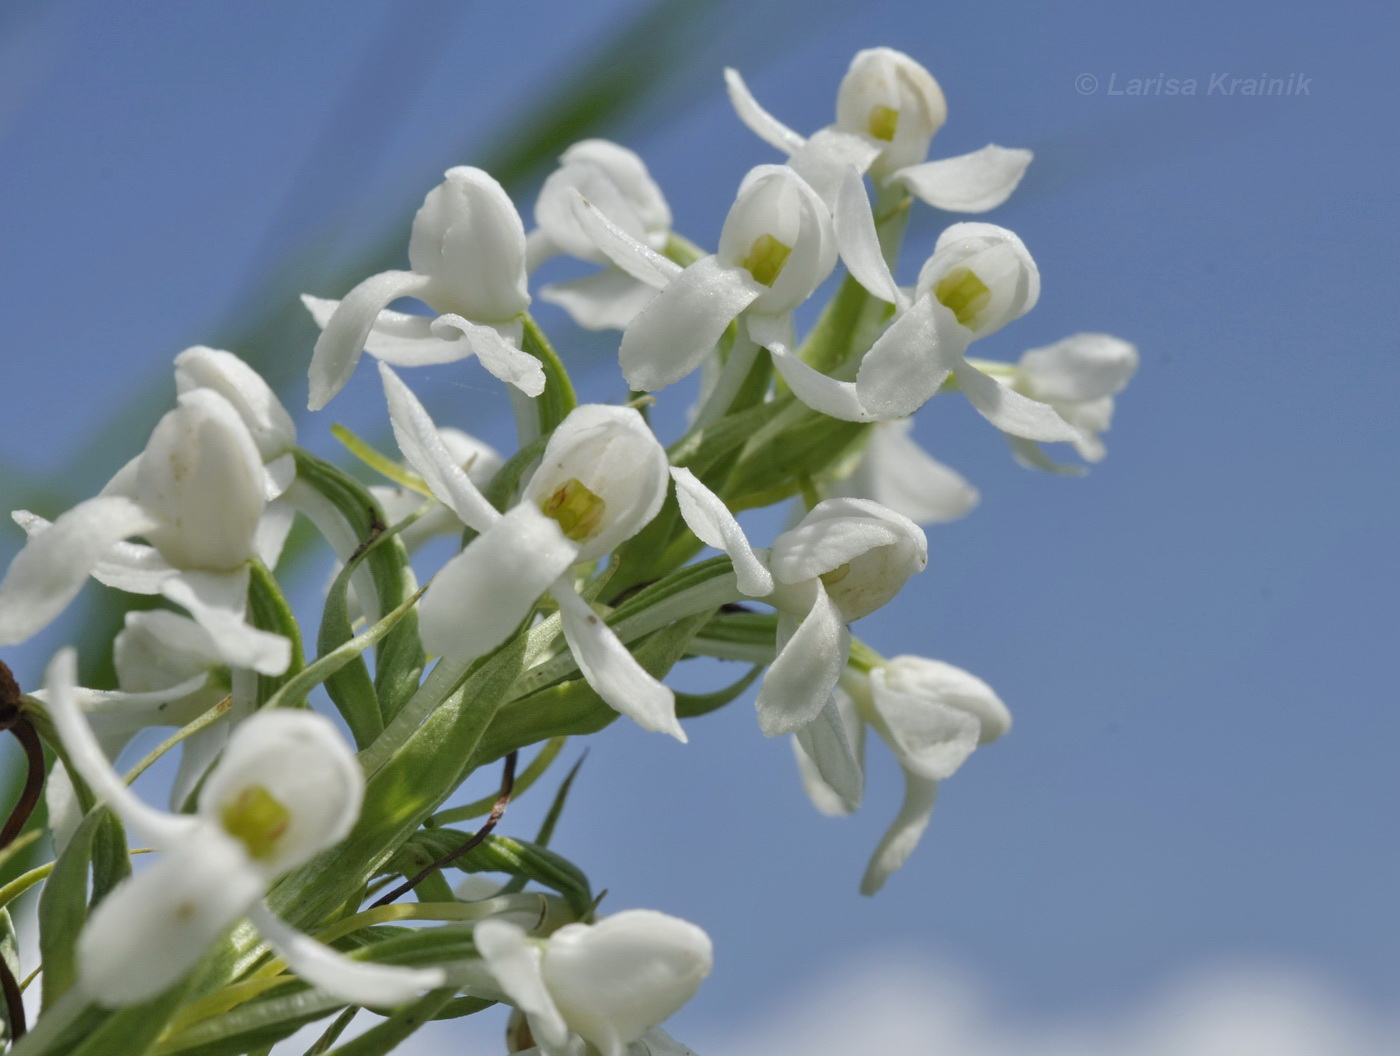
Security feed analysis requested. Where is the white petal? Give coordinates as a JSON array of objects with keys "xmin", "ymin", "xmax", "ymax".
[
  {"xmin": 251, "ymin": 903, "xmax": 445, "ymax": 1007},
  {"xmin": 160, "ymin": 569, "xmax": 292, "ymax": 676},
  {"xmin": 669, "ymin": 467, "xmax": 772, "ymax": 597},
  {"xmin": 303, "ymin": 293, "xmax": 463, "ymax": 366},
  {"xmin": 0, "ymin": 497, "xmax": 161, "ymax": 645},
  {"xmin": 570, "ymin": 193, "xmax": 682, "ymax": 290},
  {"xmin": 859, "ymin": 770, "xmax": 939, "ymax": 896},
  {"xmin": 199, "ymin": 709, "xmax": 364, "ymax": 876},
  {"xmin": 791, "ymin": 692, "xmax": 865, "ymax": 813},
  {"xmin": 379, "ymin": 362, "xmax": 501, "ymax": 533},
  {"xmin": 419, "ymin": 505, "xmax": 577, "ymax": 661},
  {"xmin": 540, "ymin": 270, "xmax": 659, "ymax": 331},
  {"xmin": 619, "ymin": 256, "xmax": 763, "ymax": 392},
  {"xmin": 834, "ymin": 167, "xmax": 903, "ymax": 306},
  {"xmin": 767, "ymin": 348, "xmax": 875, "ymax": 422},
  {"xmin": 1018, "ymin": 332, "xmax": 1139, "ymax": 403},
  {"xmin": 854, "ymin": 295, "xmax": 965, "ymax": 419},
  {"xmin": 755, "ymin": 586, "xmax": 850, "ymax": 736},
  {"xmin": 173, "ymin": 346, "xmax": 296, "ymax": 461},
  {"xmin": 1008, "ymin": 435, "xmax": 1085, "ymax": 476},
  {"xmin": 254, "ymin": 498, "xmax": 296, "ymax": 568},
  {"xmin": 834, "ymin": 420, "xmax": 979, "ymax": 525},
  {"xmin": 893, "ymin": 144, "xmax": 1034, "ymax": 213},
  {"xmin": 79, "ymin": 830, "xmax": 263, "ymax": 1006},
  {"xmin": 431, "ymin": 313, "xmax": 545, "ymax": 397},
  {"xmin": 542, "ymin": 911, "xmax": 712, "ymax": 1056},
  {"xmin": 878, "ymin": 655, "xmax": 1011, "ymax": 744},
  {"xmin": 40, "ymin": 649, "xmax": 194, "ymax": 847},
  {"xmin": 722, "ymin": 67, "xmax": 805, "ymax": 155},
  {"xmin": 787, "ymin": 128, "xmax": 883, "ymax": 207},
  {"xmin": 769, "ymin": 506, "xmax": 907, "ymax": 585},
  {"xmin": 307, "ymin": 270, "xmax": 436, "ymax": 410},
  {"xmin": 559, "ymin": 140, "xmax": 671, "ymax": 243},
  {"xmin": 475, "ymin": 919, "xmax": 570, "ymax": 1056},
  {"xmin": 954, "ymin": 362, "xmax": 1084, "ymax": 442},
  {"xmin": 866, "ymin": 684, "xmax": 980, "ymax": 783},
  {"xmin": 553, "ymin": 582, "xmax": 684, "ymax": 742}
]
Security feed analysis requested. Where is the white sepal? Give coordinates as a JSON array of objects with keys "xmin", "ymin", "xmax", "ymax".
[
  {"xmin": 476, "ymin": 919, "xmax": 571, "ymax": 1056},
  {"xmin": 755, "ymin": 585, "xmax": 849, "ymax": 736},
  {"xmin": 892, "ymin": 144, "xmax": 1034, "ymax": 213},
  {"xmin": 792, "ymin": 692, "xmax": 865, "ymax": 813},
  {"xmin": 830, "ymin": 420, "xmax": 980, "ymax": 526},
  {"xmin": 669, "ymin": 467, "xmax": 773, "ymax": 597},
  {"xmin": 859, "ymin": 770, "xmax": 940, "ymax": 896},
  {"xmin": 722, "ymin": 67, "xmax": 806, "ymax": 154}
]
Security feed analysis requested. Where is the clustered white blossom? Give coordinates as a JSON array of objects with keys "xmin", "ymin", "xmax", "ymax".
[{"xmin": 0, "ymin": 47, "xmax": 1135, "ymax": 1056}]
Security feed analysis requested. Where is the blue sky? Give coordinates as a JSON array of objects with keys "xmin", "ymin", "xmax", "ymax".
[{"xmin": 1, "ymin": 0, "xmax": 1396, "ymax": 1045}]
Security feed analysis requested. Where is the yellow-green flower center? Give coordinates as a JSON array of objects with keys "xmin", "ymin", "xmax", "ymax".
[
  {"xmin": 868, "ymin": 104, "xmax": 900, "ymax": 142},
  {"xmin": 820, "ymin": 562, "xmax": 853, "ymax": 589},
  {"xmin": 934, "ymin": 267, "xmax": 992, "ymax": 329},
  {"xmin": 540, "ymin": 478, "xmax": 607, "ymax": 542},
  {"xmin": 221, "ymin": 784, "xmax": 291, "ymax": 862},
  {"xmin": 742, "ymin": 234, "xmax": 793, "ymax": 287}
]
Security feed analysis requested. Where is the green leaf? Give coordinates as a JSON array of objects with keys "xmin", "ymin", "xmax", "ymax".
[
  {"xmin": 63, "ymin": 977, "xmax": 193, "ymax": 1056},
  {"xmin": 520, "ymin": 315, "xmax": 577, "ymax": 438},
  {"xmin": 247, "ymin": 561, "xmax": 307, "ymax": 707},
  {"xmin": 1, "ymin": 907, "xmax": 18, "ymax": 1047},
  {"xmin": 89, "ymin": 809, "xmax": 132, "ymax": 907},
  {"xmin": 37, "ymin": 805, "xmax": 104, "ymax": 1008},
  {"xmin": 674, "ymin": 664, "xmax": 762, "ymax": 718},
  {"xmin": 320, "ymin": 988, "xmax": 456, "ymax": 1056}
]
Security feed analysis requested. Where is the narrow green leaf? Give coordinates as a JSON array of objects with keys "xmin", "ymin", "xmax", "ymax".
[
  {"xmin": 37, "ymin": 805, "xmax": 104, "ymax": 1008},
  {"xmin": 248, "ymin": 561, "xmax": 307, "ymax": 707},
  {"xmin": 302, "ymin": 1006, "xmax": 358, "ymax": 1056},
  {"xmin": 520, "ymin": 314, "xmax": 577, "ymax": 437},
  {"xmin": 321, "ymin": 988, "xmax": 456, "ymax": 1055},
  {"xmin": 63, "ymin": 976, "xmax": 193, "ymax": 1056},
  {"xmin": 674, "ymin": 664, "xmax": 762, "ymax": 718}
]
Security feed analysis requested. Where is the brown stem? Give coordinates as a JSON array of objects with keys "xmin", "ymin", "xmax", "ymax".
[
  {"xmin": 371, "ymin": 751, "xmax": 518, "ymax": 908},
  {"xmin": 0, "ymin": 721, "xmax": 44, "ymax": 850}
]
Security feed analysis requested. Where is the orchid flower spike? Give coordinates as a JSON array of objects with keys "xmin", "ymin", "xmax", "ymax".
[
  {"xmin": 1005, "ymin": 332, "xmax": 1140, "ymax": 471},
  {"xmin": 826, "ymin": 419, "xmax": 980, "ymax": 526},
  {"xmin": 726, "ymin": 47, "xmax": 1032, "ymax": 211},
  {"xmin": 756, "ymin": 497, "xmax": 927, "ymax": 770},
  {"xmin": 528, "ymin": 140, "xmax": 675, "ymax": 331},
  {"xmin": 573, "ymin": 163, "xmax": 836, "ymax": 393},
  {"xmin": 792, "ymin": 655, "xmax": 1011, "ymax": 894},
  {"xmin": 772, "ymin": 172, "xmax": 1085, "ymax": 445},
  {"xmin": 476, "ymin": 909, "xmax": 712, "ymax": 1056},
  {"xmin": 380, "ymin": 365, "xmax": 694, "ymax": 740},
  {"xmin": 40, "ymin": 649, "xmax": 444, "ymax": 1007},
  {"xmin": 303, "ymin": 166, "xmax": 545, "ymax": 410},
  {"xmin": 1, "ymin": 388, "xmax": 290, "ymax": 674}
]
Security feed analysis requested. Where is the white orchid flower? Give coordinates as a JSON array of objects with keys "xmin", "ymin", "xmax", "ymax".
[
  {"xmin": 40, "ymin": 649, "xmax": 445, "ymax": 1007},
  {"xmin": 793, "ymin": 655, "xmax": 1011, "ymax": 894},
  {"xmin": 726, "ymin": 47, "xmax": 1032, "ymax": 210},
  {"xmin": 369, "ymin": 426, "xmax": 503, "ymax": 555},
  {"xmin": 770, "ymin": 171, "xmax": 1085, "ymax": 445},
  {"xmin": 826, "ymin": 418, "xmax": 979, "ymax": 526},
  {"xmin": 1003, "ymin": 332, "xmax": 1140, "ymax": 470},
  {"xmin": 1, "ymin": 389, "xmax": 290, "ymax": 675},
  {"xmin": 527, "ymin": 140, "xmax": 674, "ymax": 331},
  {"xmin": 380, "ymin": 365, "xmax": 693, "ymax": 740},
  {"xmin": 757, "ymin": 498, "xmax": 927, "ymax": 764},
  {"xmin": 303, "ymin": 166, "xmax": 545, "ymax": 410},
  {"xmin": 476, "ymin": 910, "xmax": 712, "ymax": 1056},
  {"xmin": 573, "ymin": 164, "xmax": 836, "ymax": 395}
]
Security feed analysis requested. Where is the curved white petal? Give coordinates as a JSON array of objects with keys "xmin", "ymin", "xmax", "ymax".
[
  {"xmin": 174, "ymin": 347, "xmax": 296, "ymax": 461},
  {"xmin": 859, "ymin": 769, "xmax": 939, "ymax": 896},
  {"xmin": 788, "ymin": 128, "xmax": 883, "ymax": 207},
  {"xmin": 307, "ymin": 270, "xmax": 436, "ymax": 411},
  {"xmin": 755, "ymin": 586, "xmax": 850, "ymax": 736},
  {"xmin": 560, "ymin": 140, "xmax": 671, "ymax": 243},
  {"xmin": 553, "ymin": 582, "xmax": 684, "ymax": 742},
  {"xmin": 303, "ymin": 293, "xmax": 463, "ymax": 366},
  {"xmin": 669, "ymin": 467, "xmax": 772, "ymax": 597},
  {"xmin": 1018, "ymin": 332, "xmax": 1139, "ymax": 403},
  {"xmin": 878, "ymin": 655, "xmax": 1012, "ymax": 744},
  {"xmin": 379, "ymin": 362, "xmax": 501, "ymax": 533},
  {"xmin": 768, "ymin": 348, "xmax": 875, "ymax": 422},
  {"xmin": 570, "ymin": 194, "xmax": 682, "ymax": 290},
  {"xmin": 792, "ymin": 692, "xmax": 865, "ymax": 813},
  {"xmin": 251, "ymin": 903, "xmax": 445, "ymax": 1007},
  {"xmin": 254, "ymin": 498, "xmax": 296, "ymax": 568},
  {"xmin": 834, "ymin": 420, "xmax": 980, "ymax": 525},
  {"xmin": 619, "ymin": 256, "xmax": 763, "ymax": 392},
  {"xmin": 834, "ymin": 168, "xmax": 903, "ymax": 306},
  {"xmin": 866, "ymin": 687, "xmax": 980, "ymax": 783},
  {"xmin": 160, "ymin": 569, "xmax": 292, "ymax": 676},
  {"xmin": 542, "ymin": 911, "xmax": 713, "ymax": 1056},
  {"xmin": 41, "ymin": 649, "xmax": 197, "ymax": 848},
  {"xmin": 893, "ymin": 144, "xmax": 1034, "ymax": 213},
  {"xmin": 854, "ymin": 295, "xmax": 965, "ymax": 419},
  {"xmin": 79, "ymin": 829, "xmax": 263, "ymax": 1006},
  {"xmin": 722, "ymin": 67, "xmax": 805, "ymax": 155},
  {"xmin": 0, "ymin": 497, "xmax": 161, "ymax": 645},
  {"xmin": 12, "ymin": 505, "xmax": 182, "ymax": 595},
  {"xmin": 431, "ymin": 313, "xmax": 545, "ymax": 397},
  {"xmin": 419, "ymin": 505, "xmax": 577, "ymax": 661},
  {"xmin": 476, "ymin": 919, "xmax": 570, "ymax": 1056},
  {"xmin": 199, "ymin": 709, "xmax": 363, "ymax": 876},
  {"xmin": 540, "ymin": 270, "xmax": 659, "ymax": 331},
  {"xmin": 769, "ymin": 509, "xmax": 906, "ymax": 586},
  {"xmin": 954, "ymin": 362, "xmax": 1084, "ymax": 442}
]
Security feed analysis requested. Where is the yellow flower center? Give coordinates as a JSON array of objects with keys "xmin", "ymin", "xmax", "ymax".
[
  {"xmin": 540, "ymin": 478, "xmax": 607, "ymax": 542},
  {"xmin": 820, "ymin": 562, "xmax": 852, "ymax": 588},
  {"xmin": 934, "ymin": 267, "xmax": 992, "ymax": 329},
  {"xmin": 868, "ymin": 104, "xmax": 900, "ymax": 142},
  {"xmin": 742, "ymin": 234, "xmax": 793, "ymax": 287},
  {"xmin": 221, "ymin": 784, "xmax": 291, "ymax": 862}
]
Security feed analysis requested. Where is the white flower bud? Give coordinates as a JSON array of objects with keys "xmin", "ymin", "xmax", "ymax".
[
  {"xmin": 716, "ymin": 165, "xmax": 836, "ymax": 314},
  {"xmin": 834, "ymin": 48, "xmax": 947, "ymax": 175},
  {"xmin": 916, "ymin": 222, "xmax": 1040, "ymax": 338},
  {"xmin": 409, "ymin": 166, "xmax": 530, "ymax": 323}
]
